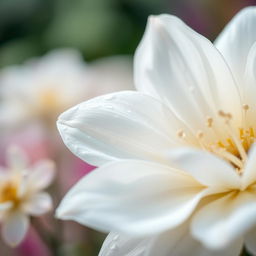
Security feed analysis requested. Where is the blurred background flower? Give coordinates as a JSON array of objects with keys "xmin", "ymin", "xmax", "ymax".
[{"xmin": 0, "ymin": 0, "xmax": 256, "ymax": 255}]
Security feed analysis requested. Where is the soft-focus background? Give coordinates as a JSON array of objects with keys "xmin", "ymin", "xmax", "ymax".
[
  {"xmin": 1, "ymin": 0, "xmax": 256, "ymax": 66},
  {"xmin": 0, "ymin": 0, "xmax": 255, "ymax": 255}
]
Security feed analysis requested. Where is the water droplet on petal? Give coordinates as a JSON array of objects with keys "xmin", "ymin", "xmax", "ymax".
[
  {"xmin": 110, "ymin": 244, "xmax": 117, "ymax": 250},
  {"xmin": 113, "ymin": 234, "xmax": 119, "ymax": 241},
  {"xmin": 104, "ymin": 95, "xmax": 115, "ymax": 101},
  {"xmin": 105, "ymin": 105, "xmax": 114, "ymax": 110}
]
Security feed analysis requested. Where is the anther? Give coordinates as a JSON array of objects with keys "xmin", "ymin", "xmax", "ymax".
[
  {"xmin": 243, "ymin": 104, "xmax": 249, "ymax": 111},
  {"xmin": 197, "ymin": 130, "xmax": 204, "ymax": 139},
  {"xmin": 218, "ymin": 110, "xmax": 226, "ymax": 117},
  {"xmin": 206, "ymin": 117, "xmax": 213, "ymax": 128},
  {"xmin": 218, "ymin": 110, "xmax": 232, "ymax": 123},
  {"xmin": 177, "ymin": 130, "xmax": 186, "ymax": 138},
  {"xmin": 226, "ymin": 113, "xmax": 233, "ymax": 120}
]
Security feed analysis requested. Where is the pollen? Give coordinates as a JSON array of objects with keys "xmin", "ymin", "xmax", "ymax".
[
  {"xmin": 239, "ymin": 127, "xmax": 255, "ymax": 152},
  {"xmin": 197, "ymin": 130, "xmax": 204, "ymax": 139},
  {"xmin": 177, "ymin": 130, "xmax": 186, "ymax": 138},
  {"xmin": 218, "ymin": 110, "xmax": 232, "ymax": 123},
  {"xmin": 0, "ymin": 180, "xmax": 20, "ymax": 206},
  {"xmin": 210, "ymin": 114, "xmax": 255, "ymax": 171},
  {"xmin": 209, "ymin": 126, "xmax": 255, "ymax": 170},
  {"xmin": 243, "ymin": 104, "xmax": 249, "ymax": 111}
]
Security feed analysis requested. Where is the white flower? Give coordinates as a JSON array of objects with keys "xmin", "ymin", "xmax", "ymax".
[
  {"xmin": 84, "ymin": 55, "xmax": 134, "ymax": 98},
  {"xmin": 0, "ymin": 49, "xmax": 87, "ymax": 127},
  {"xmin": 0, "ymin": 145, "xmax": 55, "ymax": 247},
  {"xmin": 0, "ymin": 49, "xmax": 133, "ymax": 129},
  {"xmin": 56, "ymin": 7, "xmax": 256, "ymax": 256}
]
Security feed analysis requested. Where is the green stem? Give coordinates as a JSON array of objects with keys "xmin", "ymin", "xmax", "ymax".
[
  {"xmin": 32, "ymin": 218, "xmax": 61, "ymax": 256},
  {"xmin": 240, "ymin": 247, "xmax": 252, "ymax": 256}
]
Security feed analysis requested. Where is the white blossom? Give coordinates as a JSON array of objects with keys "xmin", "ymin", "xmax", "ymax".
[
  {"xmin": 0, "ymin": 146, "xmax": 55, "ymax": 247},
  {"xmin": 56, "ymin": 7, "xmax": 256, "ymax": 256},
  {"xmin": 0, "ymin": 49, "xmax": 133, "ymax": 129}
]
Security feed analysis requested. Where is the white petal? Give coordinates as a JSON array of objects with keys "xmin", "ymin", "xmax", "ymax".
[
  {"xmin": 191, "ymin": 191, "xmax": 256, "ymax": 249},
  {"xmin": 6, "ymin": 145, "xmax": 28, "ymax": 170},
  {"xmin": 147, "ymin": 229, "xmax": 243, "ymax": 256},
  {"xmin": 245, "ymin": 227, "xmax": 256, "ymax": 255},
  {"xmin": 28, "ymin": 160, "xmax": 55, "ymax": 191},
  {"xmin": 242, "ymin": 144, "xmax": 256, "ymax": 189},
  {"xmin": 57, "ymin": 91, "xmax": 187, "ymax": 166},
  {"xmin": 245, "ymin": 42, "xmax": 256, "ymax": 87},
  {"xmin": 99, "ymin": 232, "xmax": 150, "ymax": 256},
  {"xmin": 0, "ymin": 202, "xmax": 13, "ymax": 211},
  {"xmin": 56, "ymin": 160, "xmax": 206, "ymax": 235},
  {"xmin": 99, "ymin": 225, "xmax": 243, "ymax": 256},
  {"xmin": 168, "ymin": 147, "xmax": 240, "ymax": 189},
  {"xmin": 1, "ymin": 211, "xmax": 29, "ymax": 247},
  {"xmin": 243, "ymin": 42, "xmax": 256, "ymax": 124},
  {"xmin": 23, "ymin": 192, "xmax": 52, "ymax": 216},
  {"xmin": 215, "ymin": 6, "xmax": 256, "ymax": 85},
  {"xmin": 134, "ymin": 14, "xmax": 241, "ymax": 130}
]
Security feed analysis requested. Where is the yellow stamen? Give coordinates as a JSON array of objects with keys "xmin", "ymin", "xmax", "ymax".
[
  {"xmin": 0, "ymin": 180, "xmax": 19, "ymax": 206},
  {"xmin": 217, "ymin": 110, "xmax": 247, "ymax": 162},
  {"xmin": 215, "ymin": 147, "xmax": 243, "ymax": 169}
]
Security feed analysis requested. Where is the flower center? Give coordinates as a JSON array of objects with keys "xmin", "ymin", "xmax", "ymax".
[
  {"xmin": 0, "ymin": 180, "xmax": 20, "ymax": 206},
  {"xmin": 39, "ymin": 88, "xmax": 60, "ymax": 112},
  {"xmin": 209, "ymin": 126, "xmax": 255, "ymax": 173},
  {"xmin": 177, "ymin": 105, "xmax": 255, "ymax": 173},
  {"xmin": 35, "ymin": 88, "xmax": 65, "ymax": 124},
  {"xmin": 217, "ymin": 127, "xmax": 255, "ymax": 157}
]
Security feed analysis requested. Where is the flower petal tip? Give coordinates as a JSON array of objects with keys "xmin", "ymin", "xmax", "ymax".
[
  {"xmin": 148, "ymin": 15, "xmax": 164, "ymax": 30},
  {"xmin": 55, "ymin": 204, "xmax": 71, "ymax": 221}
]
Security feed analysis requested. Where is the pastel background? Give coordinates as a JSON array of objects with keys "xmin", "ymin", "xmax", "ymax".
[{"xmin": 0, "ymin": 0, "xmax": 255, "ymax": 255}]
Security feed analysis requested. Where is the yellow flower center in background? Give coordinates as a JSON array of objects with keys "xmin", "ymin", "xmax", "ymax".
[
  {"xmin": 0, "ymin": 180, "xmax": 20, "ymax": 206},
  {"xmin": 39, "ymin": 88, "xmax": 60, "ymax": 112},
  {"xmin": 35, "ymin": 87, "xmax": 66, "ymax": 123}
]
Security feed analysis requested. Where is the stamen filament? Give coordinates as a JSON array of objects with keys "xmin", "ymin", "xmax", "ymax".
[
  {"xmin": 215, "ymin": 149, "xmax": 243, "ymax": 169},
  {"xmin": 242, "ymin": 104, "xmax": 249, "ymax": 130},
  {"xmin": 218, "ymin": 110, "xmax": 248, "ymax": 162},
  {"xmin": 226, "ymin": 123, "xmax": 247, "ymax": 162}
]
